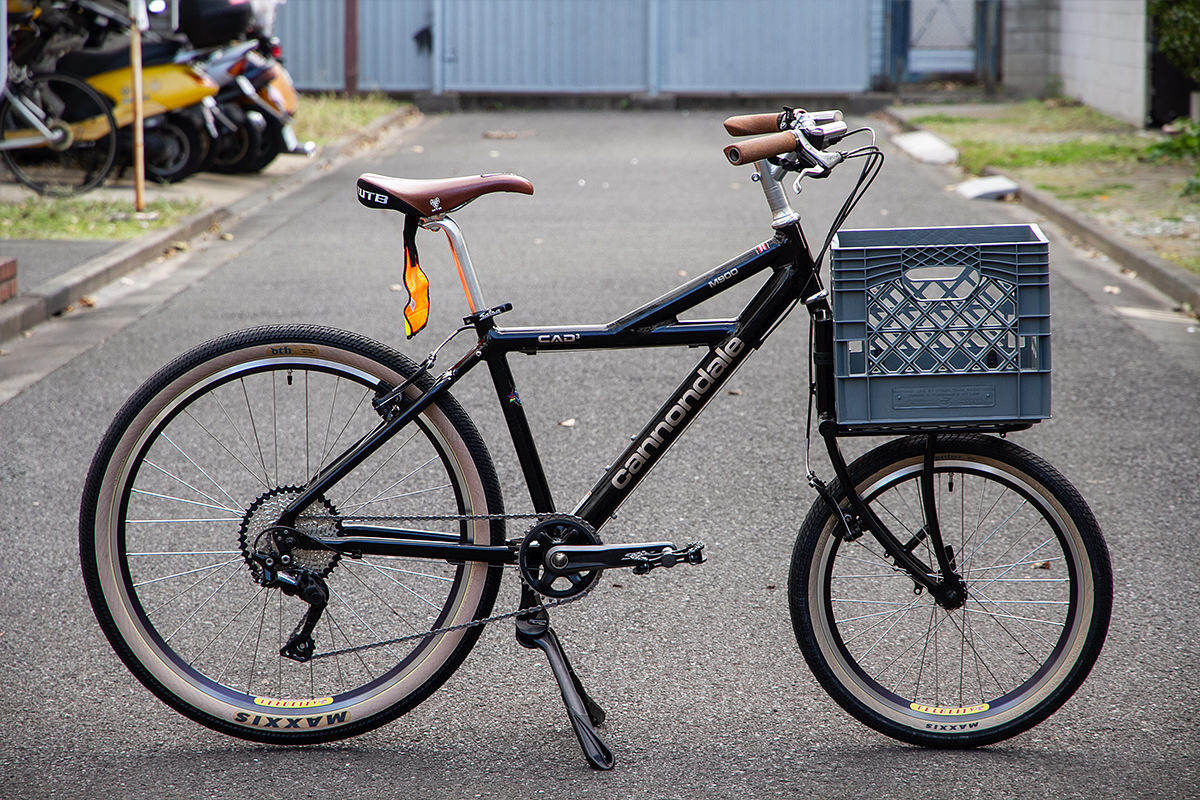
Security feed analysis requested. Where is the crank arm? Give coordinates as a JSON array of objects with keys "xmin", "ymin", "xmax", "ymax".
[{"xmin": 544, "ymin": 541, "xmax": 705, "ymax": 576}]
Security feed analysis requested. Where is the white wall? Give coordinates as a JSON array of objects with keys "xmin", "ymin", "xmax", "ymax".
[{"xmin": 1057, "ymin": 0, "xmax": 1147, "ymax": 124}]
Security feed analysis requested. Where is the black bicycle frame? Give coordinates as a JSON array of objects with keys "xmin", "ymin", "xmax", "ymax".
[{"xmin": 277, "ymin": 223, "xmax": 958, "ymax": 596}]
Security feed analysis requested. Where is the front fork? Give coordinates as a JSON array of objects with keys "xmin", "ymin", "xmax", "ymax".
[{"xmin": 810, "ymin": 311, "xmax": 965, "ymax": 609}]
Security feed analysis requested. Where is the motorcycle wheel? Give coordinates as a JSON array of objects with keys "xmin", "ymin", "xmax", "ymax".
[
  {"xmin": 230, "ymin": 117, "xmax": 284, "ymax": 174},
  {"xmin": 145, "ymin": 112, "xmax": 208, "ymax": 184},
  {"xmin": 207, "ymin": 105, "xmax": 262, "ymax": 174}
]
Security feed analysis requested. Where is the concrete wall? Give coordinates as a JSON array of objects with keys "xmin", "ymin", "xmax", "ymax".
[
  {"xmin": 1057, "ymin": 0, "xmax": 1147, "ymax": 124},
  {"xmin": 1002, "ymin": 0, "xmax": 1059, "ymax": 97}
]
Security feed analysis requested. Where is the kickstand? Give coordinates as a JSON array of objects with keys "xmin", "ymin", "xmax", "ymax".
[{"xmin": 515, "ymin": 603, "xmax": 614, "ymax": 770}]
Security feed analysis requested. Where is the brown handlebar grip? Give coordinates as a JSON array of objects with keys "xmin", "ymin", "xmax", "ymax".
[
  {"xmin": 723, "ymin": 131, "xmax": 799, "ymax": 166},
  {"xmin": 723, "ymin": 112, "xmax": 784, "ymax": 136}
]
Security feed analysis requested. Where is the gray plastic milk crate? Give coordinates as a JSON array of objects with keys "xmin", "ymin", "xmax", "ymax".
[{"xmin": 829, "ymin": 224, "xmax": 1051, "ymax": 428}]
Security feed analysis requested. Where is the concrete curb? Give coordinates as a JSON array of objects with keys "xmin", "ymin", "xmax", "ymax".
[
  {"xmin": 878, "ymin": 106, "xmax": 1200, "ymax": 313},
  {"xmin": 0, "ymin": 106, "xmax": 420, "ymax": 344}
]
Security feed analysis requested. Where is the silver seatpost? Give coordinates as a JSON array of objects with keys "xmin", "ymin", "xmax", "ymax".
[
  {"xmin": 753, "ymin": 159, "xmax": 800, "ymax": 229},
  {"xmin": 421, "ymin": 216, "xmax": 488, "ymax": 314}
]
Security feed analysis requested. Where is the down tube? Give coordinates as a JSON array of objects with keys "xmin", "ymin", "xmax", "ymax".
[{"xmin": 573, "ymin": 331, "xmax": 754, "ymax": 528}]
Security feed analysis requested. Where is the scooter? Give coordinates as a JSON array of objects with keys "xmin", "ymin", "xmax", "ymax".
[
  {"xmin": 197, "ymin": 34, "xmax": 313, "ymax": 174},
  {"xmin": 21, "ymin": 0, "xmax": 222, "ymax": 182}
]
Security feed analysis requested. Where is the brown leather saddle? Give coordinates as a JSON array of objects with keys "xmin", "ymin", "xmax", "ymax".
[{"xmin": 355, "ymin": 172, "xmax": 534, "ymax": 216}]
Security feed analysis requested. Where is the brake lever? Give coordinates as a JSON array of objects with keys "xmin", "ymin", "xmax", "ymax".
[{"xmin": 792, "ymin": 152, "xmax": 844, "ymax": 194}]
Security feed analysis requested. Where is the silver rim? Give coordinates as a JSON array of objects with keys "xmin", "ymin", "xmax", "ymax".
[
  {"xmin": 90, "ymin": 345, "xmax": 493, "ymax": 732},
  {"xmin": 808, "ymin": 454, "xmax": 1094, "ymax": 733}
]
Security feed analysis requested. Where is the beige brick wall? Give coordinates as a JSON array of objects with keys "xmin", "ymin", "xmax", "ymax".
[{"xmin": 1057, "ymin": 0, "xmax": 1147, "ymax": 124}]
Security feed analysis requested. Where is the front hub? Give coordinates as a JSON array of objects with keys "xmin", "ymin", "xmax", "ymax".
[{"xmin": 933, "ymin": 576, "xmax": 968, "ymax": 610}]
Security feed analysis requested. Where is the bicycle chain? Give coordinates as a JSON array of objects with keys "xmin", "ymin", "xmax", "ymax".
[{"xmin": 302, "ymin": 512, "xmax": 597, "ymax": 661}]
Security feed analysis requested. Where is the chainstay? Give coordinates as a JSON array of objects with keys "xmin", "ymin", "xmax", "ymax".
[{"xmin": 305, "ymin": 512, "xmax": 594, "ymax": 661}]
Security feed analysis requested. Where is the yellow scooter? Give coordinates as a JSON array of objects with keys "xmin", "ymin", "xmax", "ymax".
[{"xmin": 46, "ymin": 0, "xmax": 223, "ymax": 182}]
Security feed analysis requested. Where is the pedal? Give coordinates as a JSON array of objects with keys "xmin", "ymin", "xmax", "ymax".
[{"xmin": 624, "ymin": 542, "xmax": 706, "ymax": 575}]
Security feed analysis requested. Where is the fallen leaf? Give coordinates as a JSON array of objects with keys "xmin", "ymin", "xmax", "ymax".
[
  {"xmin": 220, "ymin": 232, "xmax": 235, "ymax": 241},
  {"xmin": 171, "ymin": 240, "xmax": 190, "ymax": 252},
  {"xmin": 1098, "ymin": 194, "xmax": 1109, "ymax": 201},
  {"xmin": 1103, "ymin": 285, "xmax": 1121, "ymax": 294},
  {"xmin": 1120, "ymin": 268, "xmax": 1137, "ymax": 279},
  {"xmin": 21, "ymin": 331, "xmax": 31, "ymax": 338},
  {"xmin": 1033, "ymin": 560, "xmax": 1051, "ymax": 570},
  {"xmin": 78, "ymin": 296, "xmax": 96, "ymax": 308},
  {"xmin": 727, "ymin": 388, "xmax": 742, "ymax": 396},
  {"xmin": 483, "ymin": 130, "xmax": 518, "ymax": 139},
  {"xmin": 612, "ymin": 583, "xmax": 623, "ymax": 589},
  {"xmin": 558, "ymin": 418, "xmax": 576, "ymax": 428},
  {"xmin": 766, "ymin": 584, "xmax": 776, "ymax": 590}
]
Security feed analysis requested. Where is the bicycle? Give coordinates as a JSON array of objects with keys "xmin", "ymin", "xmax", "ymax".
[
  {"xmin": 80, "ymin": 108, "xmax": 1112, "ymax": 770},
  {"xmin": 1, "ymin": 64, "xmax": 118, "ymax": 195},
  {"xmin": 3, "ymin": 1, "xmax": 119, "ymax": 196}
]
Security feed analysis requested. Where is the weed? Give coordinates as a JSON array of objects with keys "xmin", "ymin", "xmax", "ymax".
[
  {"xmin": 292, "ymin": 92, "xmax": 407, "ymax": 146},
  {"xmin": 954, "ymin": 138, "xmax": 1147, "ymax": 175},
  {"xmin": 0, "ymin": 196, "xmax": 201, "ymax": 239}
]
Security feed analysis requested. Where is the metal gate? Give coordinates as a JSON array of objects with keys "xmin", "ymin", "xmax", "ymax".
[
  {"xmin": 881, "ymin": 0, "xmax": 1001, "ymax": 86},
  {"xmin": 276, "ymin": 0, "xmax": 873, "ymax": 95}
]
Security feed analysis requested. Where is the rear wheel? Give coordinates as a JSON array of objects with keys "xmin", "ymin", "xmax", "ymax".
[
  {"xmin": 0, "ymin": 72, "xmax": 117, "ymax": 196},
  {"xmin": 80, "ymin": 325, "xmax": 505, "ymax": 742},
  {"xmin": 789, "ymin": 434, "xmax": 1111, "ymax": 746}
]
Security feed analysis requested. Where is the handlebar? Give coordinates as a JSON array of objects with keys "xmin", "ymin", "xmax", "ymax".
[
  {"xmin": 723, "ymin": 110, "xmax": 850, "ymax": 168},
  {"xmin": 723, "ymin": 131, "xmax": 800, "ymax": 166},
  {"xmin": 723, "ymin": 112, "xmax": 787, "ymax": 137}
]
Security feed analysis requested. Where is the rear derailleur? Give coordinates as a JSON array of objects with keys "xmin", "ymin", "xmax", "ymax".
[{"xmin": 247, "ymin": 527, "xmax": 328, "ymax": 663}]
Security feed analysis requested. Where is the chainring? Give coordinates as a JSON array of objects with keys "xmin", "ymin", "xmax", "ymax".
[
  {"xmin": 518, "ymin": 514, "xmax": 602, "ymax": 599},
  {"xmin": 238, "ymin": 486, "xmax": 341, "ymax": 579}
]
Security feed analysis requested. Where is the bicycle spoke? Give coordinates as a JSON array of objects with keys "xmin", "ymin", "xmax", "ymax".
[
  {"xmin": 344, "ymin": 559, "xmax": 454, "ymax": 582},
  {"xmin": 131, "ymin": 488, "xmax": 239, "ymax": 514},
  {"xmin": 344, "ymin": 455, "xmax": 440, "ymax": 514},
  {"xmin": 241, "ymin": 378, "xmax": 272, "ymax": 486},
  {"xmin": 158, "ymin": 433, "xmax": 243, "ymax": 509},
  {"xmin": 133, "ymin": 558, "xmax": 242, "ymax": 588},
  {"xmin": 209, "ymin": 393, "xmax": 272, "ymax": 489}
]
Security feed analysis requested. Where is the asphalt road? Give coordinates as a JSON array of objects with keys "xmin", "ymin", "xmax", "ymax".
[{"xmin": 2, "ymin": 110, "xmax": 1197, "ymax": 799}]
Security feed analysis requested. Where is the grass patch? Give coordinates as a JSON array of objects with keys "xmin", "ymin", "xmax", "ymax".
[
  {"xmin": 1035, "ymin": 182, "xmax": 1133, "ymax": 200},
  {"xmin": 908, "ymin": 112, "xmax": 978, "ymax": 126},
  {"xmin": 954, "ymin": 138, "xmax": 1147, "ymax": 175},
  {"xmin": 293, "ymin": 92, "xmax": 408, "ymax": 146},
  {"xmin": 1162, "ymin": 251, "xmax": 1200, "ymax": 278},
  {"xmin": 0, "ymin": 196, "xmax": 201, "ymax": 239},
  {"xmin": 912, "ymin": 99, "xmax": 1135, "ymax": 135}
]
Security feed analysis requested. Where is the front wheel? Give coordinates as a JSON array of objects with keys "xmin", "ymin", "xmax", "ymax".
[
  {"xmin": 80, "ymin": 325, "xmax": 505, "ymax": 743},
  {"xmin": 789, "ymin": 434, "xmax": 1111, "ymax": 747}
]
